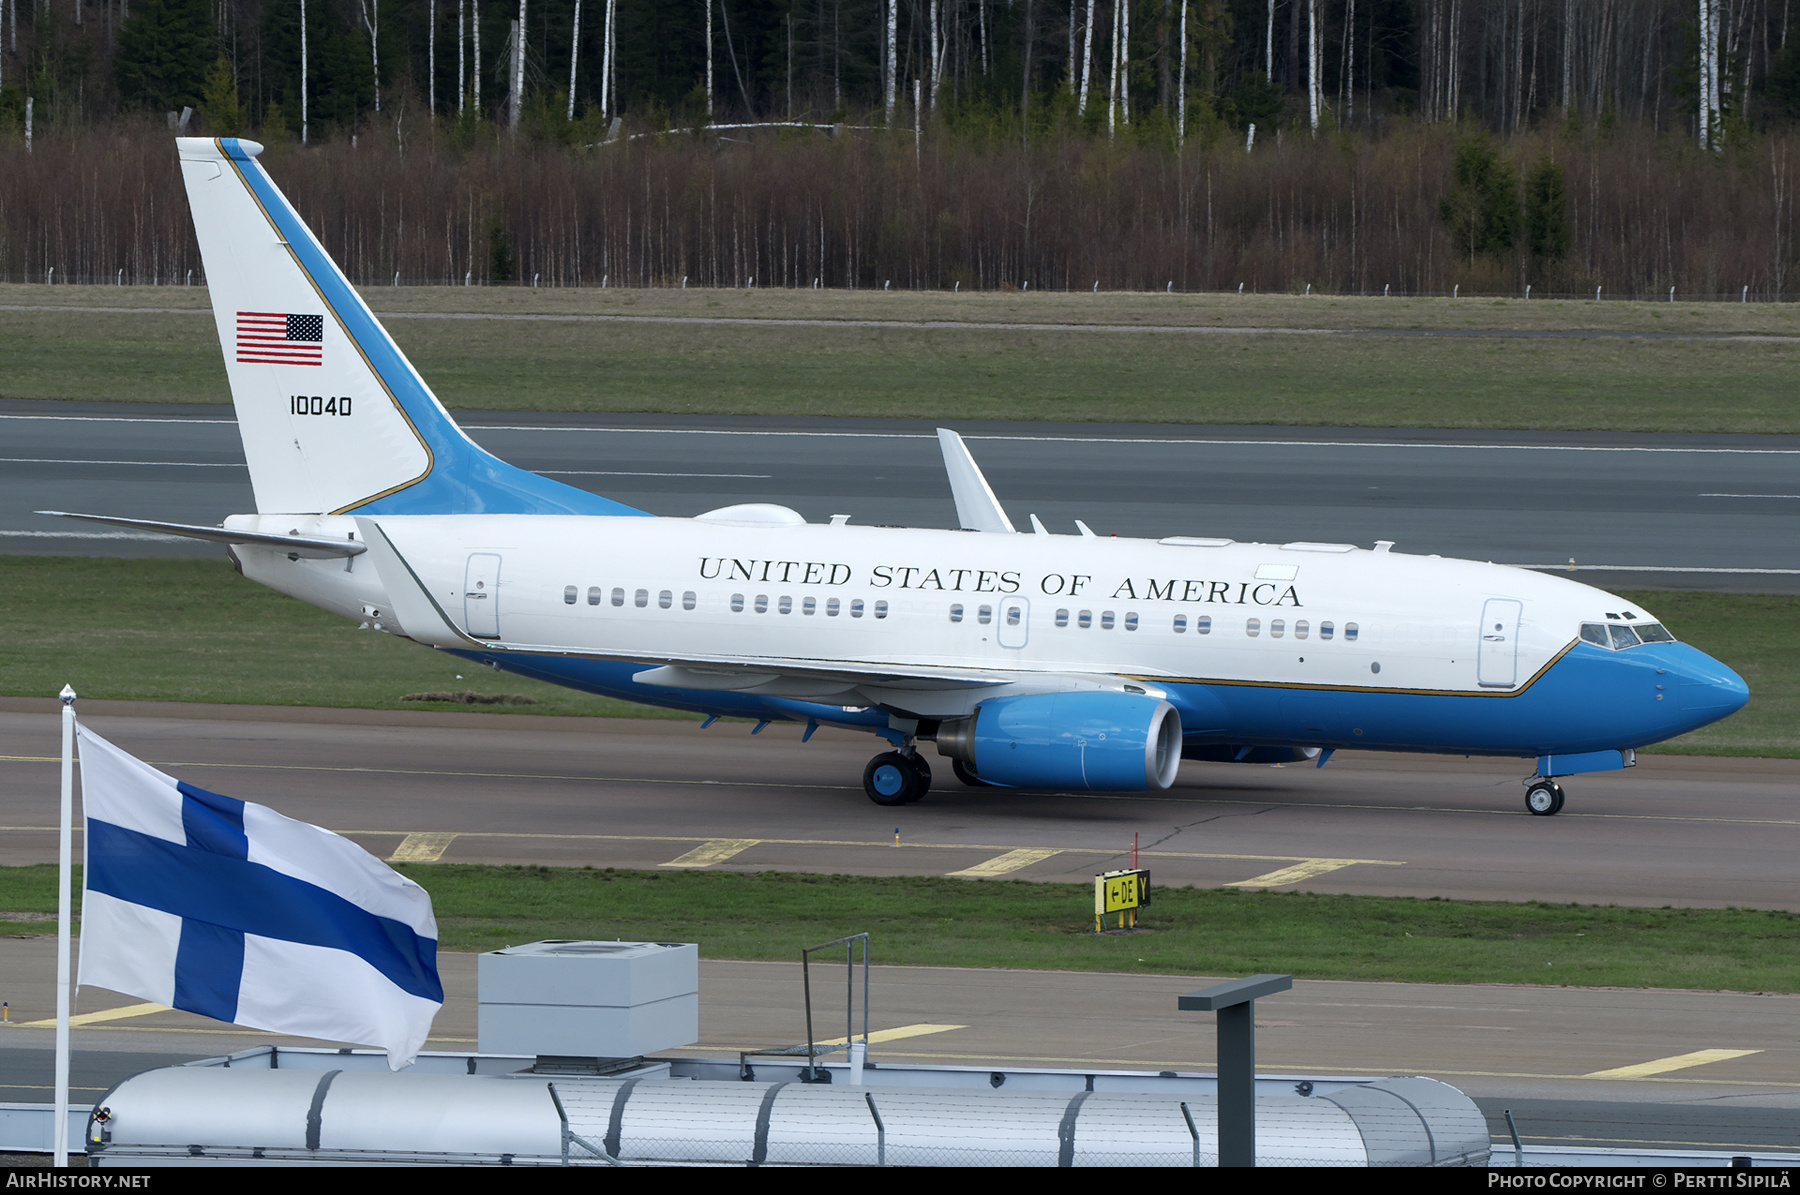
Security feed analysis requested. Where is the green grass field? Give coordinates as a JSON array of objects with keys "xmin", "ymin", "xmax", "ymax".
[
  {"xmin": 3, "ymin": 863, "xmax": 1795, "ymax": 992},
  {"xmin": 0, "ymin": 557, "xmax": 1792, "ymax": 754},
  {"xmin": 4, "ymin": 283, "xmax": 1799, "ymax": 431}
]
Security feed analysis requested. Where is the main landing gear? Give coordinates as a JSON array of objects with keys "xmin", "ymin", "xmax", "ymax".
[
  {"xmin": 1524, "ymin": 779, "xmax": 1566, "ymax": 816},
  {"xmin": 863, "ymin": 750, "xmax": 932, "ymax": 806}
]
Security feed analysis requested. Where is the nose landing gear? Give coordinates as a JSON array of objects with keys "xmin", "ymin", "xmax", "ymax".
[
  {"xmin": 864, "ymin": 750, "xmax": 932, "ymax": 805},
  {"xmin": 1524, "ymin": 779, "xmax": 1566, "ymax": 816}
]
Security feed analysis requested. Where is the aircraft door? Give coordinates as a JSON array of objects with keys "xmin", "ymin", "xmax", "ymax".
[
  {"xmin": 998, "ymin": 597, "xmax": 1030, "ymax": 649},
  {"xmin": 1478, "ymin": 598, "xmax": 1523, "ymax": 688},
  {"xmin": 465, "ymin": 553, "xmax": 502, "ymax": 639}
]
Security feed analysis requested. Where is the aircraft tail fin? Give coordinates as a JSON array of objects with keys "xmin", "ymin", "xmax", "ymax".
[{"xmin": 176, "ymin": 137, "xmax": 645, "ymax": 518}]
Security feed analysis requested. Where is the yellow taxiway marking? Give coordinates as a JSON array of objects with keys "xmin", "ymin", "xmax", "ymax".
[
  {"xmin": 0, "ymin": 824, "xmax": 1402, "ymax": 875},
  {"xmin": 661, "ymin": 839, "xmax": 762, "ymax": 868},
  {"xmin": 1228, "ymin": 859, "xmax": 1363, "ymax": 888},
  {"xmin": 15, "ymin": 1002, "xmax": 170, "ymax": 1030},
  {"xmin": 1581, "ymin": 1049, "xmax": 1763, "ymax": 1080},
  {"xmin": 947, "ymin": 848, "xmax": 1064, "ymax": 878},
  {"xmin": 810, "ymin": 1024, "xmax": 968, "ymax": 1049},
  {"xmin": 387, "ymin": 832, "xmax": 460, "ymax": 863}
]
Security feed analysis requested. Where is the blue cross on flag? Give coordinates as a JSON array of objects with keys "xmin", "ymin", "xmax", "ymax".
[{"xmin": 75, "ymin": 725, "xmax": 442, "ymax": 1069}]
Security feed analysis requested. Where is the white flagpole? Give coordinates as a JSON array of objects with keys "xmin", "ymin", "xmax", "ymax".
[{"xmin": 54, "ymin": 683, "xmax": 75, "ymax": 1168}]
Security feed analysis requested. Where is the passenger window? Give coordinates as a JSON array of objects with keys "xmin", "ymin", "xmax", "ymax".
[
  {"xmin": 851, "ymin": 599, "xmax": 865, "ymax": 618},
  {"xmin": 1196, "ymin": 615, "xmax": 1212, "ymax": 635},
  {"xmin": 1124, "ymin": 612, "xmax": 1139, "ymax": 631},
  {"xmin": 1078, "ymin": 610, "xmax": 1093, "ymax": 628},
  {"xmin": 1006, "ymin": 606, "xmax": 1021, "ymax": 626},
  {"xmin": 1056, "ymin": 609, "xmax": 1070, "ymax": 627},
  {"xmin": 1270, "ymin": 619, "xmax": 1285, "ymax": 638},
  {"xmin": 1580, "ymin": 623, "xmax": 1611, "ymax": 648},
  {"xmin": 588, "ymin": 586, "xmax": 603, "ymax": 607},
  {"xmin": 1246, "ymin": 618, "xmax": 1261, "ymax": 637},
  {"xmin": 1294, "ymin": 620, "xmax": 1309, "ymax": 639},
  {"xmin": 978, "ymin": 605, "xmax": 993, "ymax": 625},
  {"xmin": 1344, "ymin": 622, "xmax": 1359, "ymax": 642},
  {"xmin": 1320, "ymin": 621, "xmax": 1333, "ymax": 640},
  {"xmin": 659, "ymin": 590, "xmax": 672, "ymax": 609},
  {"xmin": 1173, "ymin": 614, "xmax": 1187, "ymax": 633},
  {"xmin": 683, "ymin": 591, "xmax": 697, "ymax": 610},
  {"xmin": 1609, "ymin": 624, "xmax": 1643, "ymax": 649},
  {"xmin": 778, "ymin": 595, "xmax": 793, "ymax": 614},
  {"xmin": 755, "ymin": 594, "xmax": 769, "ymax": 613},
  {"xmin": 1101, "ymin": 611, "xmax": 1116, "ymax": 630},
  {"xmin": 950, "ymin": 604, "xmax": 964, "ymax": 623},
  {"xmin": 563, "ymin": 585, "xmax": 577, "ymax": 605},
  {"xmin": 803, "ymin": 596, "xmax": 816, "ymax": 615},
  {"xmin": 635, "ymin": 589, "xmax": 649, "ymax": 608},
  {"xmin": 731, "ymin": 593, "xmax": 745, "ymax": 613},
  {"xmin": 611, "ymin": 587, "xmax": 625, "ymax": 607},
  {"xmin": 874, "ymin": 601, "xmax": 889, "ymax": 619},
  {"xmin": 827, "ymin": 598, "xmax": 841, "ymax": 616}
]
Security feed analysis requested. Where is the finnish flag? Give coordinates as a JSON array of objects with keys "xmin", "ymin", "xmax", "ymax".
[{"xmin": 75, "ymin": 725, "xmax": 442, "ymax": 1069}]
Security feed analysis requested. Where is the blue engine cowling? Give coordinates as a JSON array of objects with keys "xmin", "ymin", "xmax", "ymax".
[{"xmin": 952, "ymin": 691, "xmax": 1184, "ymax": 791}]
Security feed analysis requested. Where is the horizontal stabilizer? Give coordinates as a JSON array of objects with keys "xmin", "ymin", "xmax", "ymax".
[
  {"xmin": 37, "ymin": 511, "xmax": 365, "ymax": 559},
  {"xmin": 937, "ymin": 428, "xmax": 1015, "ymax": 533}
]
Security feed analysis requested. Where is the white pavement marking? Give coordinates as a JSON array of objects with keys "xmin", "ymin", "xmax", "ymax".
[
  {"xmin": 946, "ymin": 848, "xmax": 1065, "ymax": 878},
  {"xmin": 0, "ymin": 530, "xmax": 185, "ymax": 541},
  {"xmin": 387, "ymin": 832, "xmax": 460, "ymax": 863},
  {"xmin": 1701, "ymin": 493, "xmax": 1800, "ymax": 498},
  {"xmin": 661, "ymin": 839, "xmax": 763, "ymax": 868},
  {"xmin": 0, "ymin": 457, "xmax": 243, "ymax": 467},
  {"xmin": 1581, "ymin": 1049, "xmax": 1763, "ymax": 1080},
  {"xmin": 1227, "ymin": 859, "xmax": 1368, "ymax": 888}
]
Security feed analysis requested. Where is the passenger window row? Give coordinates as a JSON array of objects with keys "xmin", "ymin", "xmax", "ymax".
[
  {"xmin": 1245, "ymin": 619, "xmax": 1358, "ymax": 641},
  {"xmin": 563, "ymin": 586, "xmax": 697, "ymax": 611},
  {"xmin": 1043, "ymin": 609, "xmax": 1360, "ymax": 643},
  {"xmin": 730, "ymin": 594, "xmax": 889, "ymax": 619}
]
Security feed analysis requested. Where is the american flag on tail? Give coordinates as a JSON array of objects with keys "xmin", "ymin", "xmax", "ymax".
[{"xmin": 236, "ymin": 311, "xmax": 325, "ymax": 366}]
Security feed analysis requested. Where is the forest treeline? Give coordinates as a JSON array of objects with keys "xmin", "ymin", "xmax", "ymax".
[
  {"xmin": 4, "ymin": 111, "xmax": 1795, "ymax": 297},
  {"xmin": 0, "ymin": 1, "xmax": 1796, "ymax": 297}
]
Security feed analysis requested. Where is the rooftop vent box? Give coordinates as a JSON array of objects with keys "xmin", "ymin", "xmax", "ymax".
[{"xmin": 477, "ymin": 940, "xmax": 699, "ymax": 1059}]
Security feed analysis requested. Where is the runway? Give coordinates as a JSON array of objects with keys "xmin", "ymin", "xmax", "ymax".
[
  {"xmin": 4, "ymin": 400, "xmax": 1800, "ymax": 592},
  {"xmin": 3, "ymin": 699, "xmax": 1796, "ymax": 910}
]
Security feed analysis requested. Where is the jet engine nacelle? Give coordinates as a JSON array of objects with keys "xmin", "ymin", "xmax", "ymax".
[{"xmin": 937, "ymin": 692, "xmax": 1184, "ymax": 791}]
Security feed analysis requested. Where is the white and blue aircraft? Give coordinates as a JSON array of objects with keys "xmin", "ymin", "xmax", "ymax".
[{"xmin": 50, "ymin": 138, "xmax": 1749, "ymax": 815}]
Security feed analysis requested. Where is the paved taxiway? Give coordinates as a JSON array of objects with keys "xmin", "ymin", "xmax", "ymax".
[
  {"xmin": 4, "ymin": 401, "xmax": 1800, "ymax": 592},
  {"xmin": 2, "ymin": 939, "xmax": 1796, "ymax": 1154},
  {"xmin": 3, "ymin": 700, "xmax": 1796, "ymax": 910}
]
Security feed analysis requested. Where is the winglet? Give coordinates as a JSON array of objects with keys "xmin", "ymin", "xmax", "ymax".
[{"xmin": 936, "ymin": 429, "xmax": 1015, "ymax": 533}]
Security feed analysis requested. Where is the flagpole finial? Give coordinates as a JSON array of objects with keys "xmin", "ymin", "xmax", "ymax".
[{"xmin": 59, "ymin": 684, "xmax": 76, "ymax": 705}]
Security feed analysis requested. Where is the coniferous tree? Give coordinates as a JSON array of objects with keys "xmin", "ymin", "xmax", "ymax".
[
  {"xmin": 114, "ymin": 0, "xmax": 216, "ymax": 114},
  {"xmin": 1439, "ymin": 136, "xmax": 1520, "ymax": 261},
  {"xmin": 1525, "ymin": 157, "xmax": 1571, "ymax": 263}
]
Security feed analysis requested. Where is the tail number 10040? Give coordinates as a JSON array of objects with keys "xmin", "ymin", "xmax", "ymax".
[{"xmin": 290, "ymin": 395, "xmax": 353, "ymax": 416}]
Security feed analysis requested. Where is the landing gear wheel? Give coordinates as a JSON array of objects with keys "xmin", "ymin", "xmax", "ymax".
[
  {"xmin": 904, "ymin": 754, "xmax": 932, "ymax": 803},
  {"xmin": 864, "ymin": 752, "xmax": 924, "ymax": 806},
  {"xmin": 951, "ymin": 758, "xmax": 989, "ymax": 788},
  {"xmin": 1525, "ymin": 780, "xmax": 1565, "ymax": 816}
]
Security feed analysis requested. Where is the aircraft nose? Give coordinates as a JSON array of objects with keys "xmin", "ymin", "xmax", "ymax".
[{"xmin": 1669, "ymin": 645, "xmax": 1749, "ymax": 718}]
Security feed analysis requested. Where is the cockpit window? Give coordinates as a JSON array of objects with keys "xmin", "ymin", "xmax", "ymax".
[{"xmin": 1583, "ymin": 621, "xmax": 1675, "ymax": 650}]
